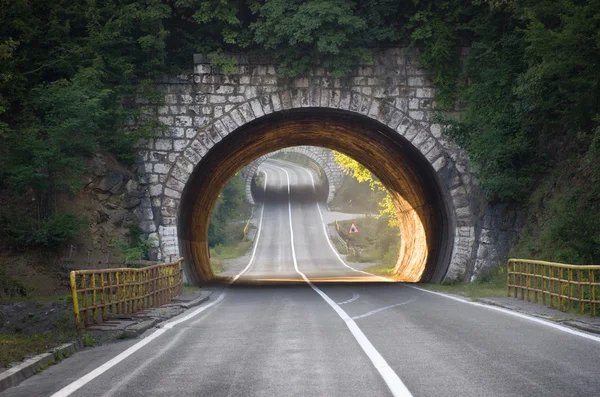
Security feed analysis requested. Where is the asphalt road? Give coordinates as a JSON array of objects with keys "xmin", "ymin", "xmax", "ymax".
[{"xmin": 3, "ymin": 160, "xmax": 600, "ymax": 397}]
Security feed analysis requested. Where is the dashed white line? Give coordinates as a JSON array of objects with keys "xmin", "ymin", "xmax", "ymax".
[
  {"xmin": 338, "ymin": 292, "xmax": 361, "ymax": 305},
  {"xmin": 276, "ymin": 165, "xmax": 412, "ymax": 397},
  {"xmin": 352, "ymin": 298, "xmax": 417, "ymax": 320}
]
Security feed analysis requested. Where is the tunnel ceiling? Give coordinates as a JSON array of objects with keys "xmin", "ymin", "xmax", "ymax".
[{"xmin": 177, "ymin": 108, "xmax": 454, "ymax": 285}]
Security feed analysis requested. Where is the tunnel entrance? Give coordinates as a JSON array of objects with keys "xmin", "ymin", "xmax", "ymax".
[
  {"xmin": 248, "ymin": 150, "xmax": 331, "ymax": 204},
  {"xmin": 177, "ymin": 108, "xmax": 455, "ymax": 285}
]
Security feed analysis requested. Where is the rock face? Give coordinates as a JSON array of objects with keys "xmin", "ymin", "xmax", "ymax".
[
  {"xmin": 126, "ymin": 48, "xmax": 522, "ymax": 281},
  {"xmin": 65, "ymin": 153, "xmax": 157, "ymax": 262}
]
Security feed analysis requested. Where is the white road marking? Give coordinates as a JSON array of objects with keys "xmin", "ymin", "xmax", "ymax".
[
  {"xmin": 407, "ymin": 285, "xmax": 600, "ymax": 344},
  {"xmin": 352, "ymin": 298, "xmax": 417, "ymax": 320},
  {"xmin": 338, "ymin": 292, "xmax": 361, "ymax": 305},
  {"xmin": 298, "ymin": 163, "xmax": 392, "ymax": 282},
  {"xmin": 50, "ymin": 171, "xmax": 271, "ymax": 397},
  {"xmin": 276, "ymin": 165, "xmax": 412, "ymax": 397},
  {"xmin": 285, "ymin": 161, "xmax": 600, "ymax": 344}
]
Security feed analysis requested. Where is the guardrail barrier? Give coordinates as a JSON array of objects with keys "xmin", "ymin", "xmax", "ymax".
[
  {"xmin": 507, "ymin": 259, "xmax": 600, "ymax": 315},
  {"xmin": 69, "ymin": 258, "xmax": 184, "ymax": 330}
]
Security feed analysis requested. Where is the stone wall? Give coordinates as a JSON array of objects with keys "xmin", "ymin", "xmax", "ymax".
[
  {"xmin": 133, "ymin": 48, "xmax": 516, "ymax": 281},
  {"xmin": 240, "ymin": 146, "xmax": 345, "ymax": 204}
]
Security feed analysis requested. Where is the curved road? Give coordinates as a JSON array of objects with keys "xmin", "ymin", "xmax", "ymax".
[{"xmin": 2, "ymin": 160, "xmax": 600, "ymax": 397}]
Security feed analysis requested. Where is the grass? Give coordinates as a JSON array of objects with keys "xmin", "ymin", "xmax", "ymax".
[
  {"xmin": 362, "ymin": 263, "xmax": 395, "ymax": 276},
  {"xmin": 0, "ymin": 292, "xmax": 78, "ymax": 368},
  {"xmin": 421, "ymin": 265, "xmax": 508, "ymax": 300},
  {"xmin": 422, "ymin": 282, "xmax": 507, "ymax": 299},
  {"xmin": 182, "ymin": 285, "xmax": 201, "ymax": 295},
  {"xmin": 0, "ymin": 331, "xmax": 76, "ymax": 368},
  {"xmin": 209, "ymin": 240, "xmax": 253, "ymax": 274}
]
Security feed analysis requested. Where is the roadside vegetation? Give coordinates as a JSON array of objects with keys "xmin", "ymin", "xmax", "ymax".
[
  {"xmin": 0, "ymin": 292, "xmax": 76, "ymax": 368},
  {"xmin": 208, "ymin": 175, "xmax": 253, "ymax": 273},
  {"xmin": 422, "ymin": 265, "xmax": 508, "ymax": 300},
  {"xmin": 333, "ymin": 217, "xmax": 400, "ymax": 276},
  {"xmin": 328, "ymin": 175, "xmax": 380, "ymax": 214},
  {"xmin": 2, "ymin": 0, "xmax": 598, "ymax": 270}
]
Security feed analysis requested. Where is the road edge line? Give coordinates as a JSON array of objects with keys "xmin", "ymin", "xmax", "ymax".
[
  {"xmin": 50, "ymin": 170, "xmax": 271, "ymax": 397},
  {"xmin": 277, "ymin": 165, "xmax": 412, "ymax": 397},
  {"xmin": 407, "ymin": 285, "xmax": 600, "ymax": 343}
]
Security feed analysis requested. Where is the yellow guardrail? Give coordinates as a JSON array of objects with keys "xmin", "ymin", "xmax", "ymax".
[
  {"xmin": 69, "ymin": 258, "xmax": 184, "ymax": 330},
  {"xmin": 507, "ymin": 259, "xmax": 600, "ymax": 316},
  {"xmin": 243, "ymin": 219, "xmax": 251, "ymax": 241}
]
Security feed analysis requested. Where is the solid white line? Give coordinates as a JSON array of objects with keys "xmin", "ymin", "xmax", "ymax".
[
  {"xmin": 51, "ymin": 171, "xmax": 271, "ymax": 397},
  {"xmin": 407, "ymin": 285, "xmax": 600, "ymax": 344},
  {"xmin": 290, "ymin": 163, "xmax": 600, "ymax": 344},
  {"xmin": 294, "ymin": 164, "xmax": 391, "ymax": 282},
  {"xmin": 338, "ymin": 292, "xmax": 361, "ymax": 305},
  {"xmin": 352, "ymin": 298, "xmax": 417, "ymax": 320},
  {"xmin": 277, "ymin": 166, "xmax": 412, "ymax": 397}
]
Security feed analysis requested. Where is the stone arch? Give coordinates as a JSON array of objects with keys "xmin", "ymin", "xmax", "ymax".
[
  {"xmin": 240, "ymin": 146, "xmax": 344, "ymax": 204},
  {"xmin": 138, "ymin": 49, "xmax": 484, "ymax": 285}
]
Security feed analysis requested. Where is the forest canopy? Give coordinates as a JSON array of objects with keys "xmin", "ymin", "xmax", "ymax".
[{"xmin": 1, "ymin": 0, "xmax": 600, "ymax": 260}]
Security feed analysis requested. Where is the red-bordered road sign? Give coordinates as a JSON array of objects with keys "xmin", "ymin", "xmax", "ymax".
[{"xmin": 348, "ymin": 222, "xmax": 360, "ymax": 235}]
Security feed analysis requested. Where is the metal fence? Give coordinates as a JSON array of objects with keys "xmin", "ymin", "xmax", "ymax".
[
  {"xmin": 69, "ymin": 258, "xmax": 184, "ymax": 330},
  {"xmin": 507, "ymin": 259, "xmax": 600, "ymax": 315}
]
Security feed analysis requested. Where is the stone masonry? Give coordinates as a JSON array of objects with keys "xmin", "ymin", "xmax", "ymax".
[
  {"xmin": 240, "ymin": 146, "xmax": 345, "ymax": 204},
  {"xmin": 134, "ymin": 47, "xmax": 512, "ymax": 282}
]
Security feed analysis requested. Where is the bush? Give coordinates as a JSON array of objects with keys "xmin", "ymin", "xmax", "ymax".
[
  {"xmin": 1, "ymin": 213, "xmax": 83, "ymax": 250},
  {"xmin": 0, "ymin": 268, "xmax": 29, "ymax": 299}
]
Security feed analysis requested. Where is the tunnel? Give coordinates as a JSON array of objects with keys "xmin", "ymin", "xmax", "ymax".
[
  {"xmin": 177, "ymin": 108, "xmax": 455, "ymax": 285},
  {"xmin": 248, "ymin": 150, "xmax": 331, "ymax": 204}
]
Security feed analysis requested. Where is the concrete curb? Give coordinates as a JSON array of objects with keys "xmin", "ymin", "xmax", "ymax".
[
  {"xmin": 177, "ymin": 291, "xmax": 211, "ymax": 309},
  {"xmin": 477, "ymin": 298, "xmax": 600, "ymax": 335},
  {"xmin": 0, "ymin": 290, "xmax": 213, "ymax": 392},
  {"xmin": 0, "ymin": 342, "xmax": 78, "ymax": 392}
]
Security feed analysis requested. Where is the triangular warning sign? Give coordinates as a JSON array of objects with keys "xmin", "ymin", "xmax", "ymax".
[{"xmin": 348, "ymin": 222, "xmax": 360, "ymax": 235}]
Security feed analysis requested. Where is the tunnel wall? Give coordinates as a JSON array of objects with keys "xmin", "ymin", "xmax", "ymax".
[
  {"xmin": 134, "ymin": 48, "xmax": 511, "ymax": 282},
  {"xmin": 240, "ymin": 146, "xmax": 344, "ymax": 204}
]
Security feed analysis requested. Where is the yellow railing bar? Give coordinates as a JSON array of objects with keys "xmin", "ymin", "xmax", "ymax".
[
  {"xmin": 507, "ymin": 258, "xmax": 600, "ymax": 316},
  {"xmin": 69, "ymin": 258, "xmax": 184, "ymax": 330},
  {"xmin": 243, "ymin": 220, "xmax": 251, "ymax": 241}
]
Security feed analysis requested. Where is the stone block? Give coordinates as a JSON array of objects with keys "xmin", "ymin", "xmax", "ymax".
[
  {"xmin": 215, "ymin": 85, "xmax": 234, "ymax": 94},
  {"xmin": 238, "ymin": 102, "xmax": 255, "ymax": 122},
  {"xmin": 158, "ymin": 116, "xmax": 173, "ymax": 126},
  {"xmin": 164, "ymin": 188, "xmax": 181, "ymax": 199},
  {"xmin": 250, "ymin": 99, "xmax": 264, "ymax": 118},
  {"xmin": 153, "ymin": 139, "xmax": 171, "ymax": 151},
  {"xmin": 166, "ymin": 177, "xmax": 185, "ymax": 192},
  {"xmin": 260, "ymin": 95, "xmax": 273, "ymax": 114},
  {"xmin": 294, "ymin": 78, "xmax": 309, "ymax": 88},
  {"xmin": 149, "ymin": 184, "xmax": 163, "ymax": 197},
  {"xmin": 173, "ymin": 139, "xmax": 187, "ymax": 152},
  {"xmin": 154, "ymin": 163, "xmax": 169, "ymax": 174},
  {"xmin": 209, "ymin": 95, "xmax": 226, "ymax": 104},
  {"xmin": 416, "ymin": 88, "xmax": 434, "ymax": 98},
  {"xmin": 139, "ymin": 221, "xmax": 156, "ymax": 233},
  {"xmin": 271, "ymin": 93, "xmax": 282, "ymax": 112}
]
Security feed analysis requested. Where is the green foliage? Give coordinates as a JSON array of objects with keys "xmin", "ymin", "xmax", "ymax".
[
  {"xmin": 208, "ymin": 174, "xmax": 247, "ymax": 247},
  {"xmin": 0, "ymin": 268, "xmax": 29, "ymax": 299},
  {"xmin": 333, "ymin": 151, "xmax": 397, "ymax": 227},
  {"xmin": 0, "ymin": 213, "xmax": 83, "ymax": 249},
  {"xmin": 110, "ymin": 227, "xmax": 158, "ymax": 262},
  {"xmin": 81, "ymin": 332, "xmax": 95, "ymax": 348}
]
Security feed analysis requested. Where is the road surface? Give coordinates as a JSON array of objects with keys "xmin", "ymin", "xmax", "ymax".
[{"xmin": 3, "ymin": 159, "xmax": 600, "ymax": 397}]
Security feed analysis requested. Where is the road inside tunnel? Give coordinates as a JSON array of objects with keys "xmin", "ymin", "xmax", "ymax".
[{"xmin": 227, "ymin": 159, "xmax": 389, "ymax": 284}]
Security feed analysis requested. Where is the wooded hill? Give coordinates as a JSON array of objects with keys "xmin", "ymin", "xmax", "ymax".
[{"xmin": 1, "ymin": 0, "xmax": 599, "ymax": 264}]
